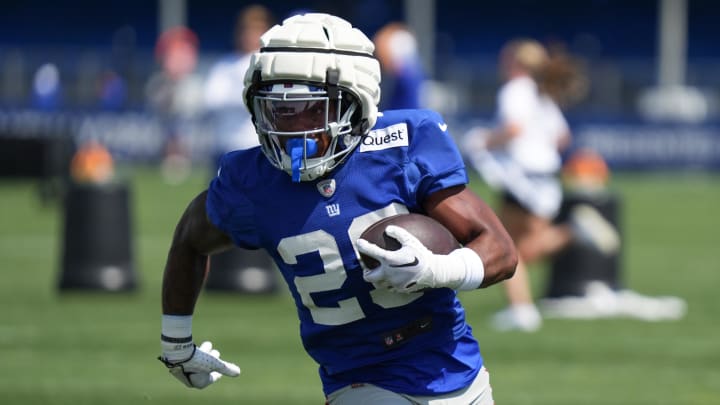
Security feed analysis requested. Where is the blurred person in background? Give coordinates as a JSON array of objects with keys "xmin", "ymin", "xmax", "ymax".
[
  {"xmin": 31, "ymin": 63, "xmax": 63, "ymax": 111},
  {"xmin": 96, "ymin": 26, "xmax": 136, "ymax": 111},
  {"xmin": 373, "ymin": 22, "xmax": 425, "ymax": 110},
  {"xmin": 203, "ymin": 4, "xmax": 274, "ymax": 170},
  {"xmin": 158, "ymin": 13, "xmax": 518, "ymax": 404},
  {"xmin": 463, "ymin": 38, "xmax": 619, "ymax": 332},
  {"xmin": 96, "ymin": 68, "xmax": 128, "ymax": 111},
  {"xmin": 145, "ymin": 26, "xmax": 204, "ymax": 184}
]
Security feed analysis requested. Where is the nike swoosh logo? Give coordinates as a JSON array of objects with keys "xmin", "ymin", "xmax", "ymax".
[
  {"xmin": 438, "ymin": 123, "xmax": 448, "ymax": 132},
  {"xmin": 390, "ymin": 257, "xmax": 419, "ymax": 268}
]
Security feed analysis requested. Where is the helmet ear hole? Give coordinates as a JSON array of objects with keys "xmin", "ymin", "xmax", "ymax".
[
  {"xmin": 350, "ymin": 108, "xmax": 365, "ymax": 136},
  {"xmin": 336, "ymin": 91, "xmax": 363, "ymax": 135},
  {"xmin": 246, "ymin": 69, "xmax": 263, "ymax": 124}
]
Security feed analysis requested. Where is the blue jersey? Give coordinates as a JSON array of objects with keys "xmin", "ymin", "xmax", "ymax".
[{"xmin": 206, "ymin": 109, "xmax": 483, "ymax": 396}]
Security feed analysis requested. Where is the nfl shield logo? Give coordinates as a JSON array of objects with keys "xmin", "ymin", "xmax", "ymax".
[
  {"xmin": 317, "ymin": 179, "xmax": 336, "ymax": 197},
  {"xmin": 384, "ymin": 336, "xmax": 394, "ymax": 346}
]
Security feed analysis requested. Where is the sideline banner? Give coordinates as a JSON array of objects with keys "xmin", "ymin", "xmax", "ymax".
[
  {"xmin": 2, "ymin": 109, "xmax": 720, "ymax": 170},
  {"xmin": 574, "ymin": 122, "xmax": 720, "ymax": 170},
  {"xmin": 0, "ymin": 109, "xmax": 213, "ymax": 162}
]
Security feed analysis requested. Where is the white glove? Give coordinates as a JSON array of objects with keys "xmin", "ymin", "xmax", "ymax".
[
  {"xmin": 159, "ymin": 340, "xmax": 241, "ymax": 389},
  {"xmin": 356, "ymin": 225, "xmax": 485, "ymax": 293}
]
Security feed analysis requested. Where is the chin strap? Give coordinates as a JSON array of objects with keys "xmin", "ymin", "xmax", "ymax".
[{"xmin": 287, "ymin": 138, "xmax": 318, "ymax": 182}]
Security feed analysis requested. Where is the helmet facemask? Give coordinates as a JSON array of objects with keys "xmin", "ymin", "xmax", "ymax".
[{"xmin": 251, "ymin": 82, "xmax": 362, "ymax": 182}]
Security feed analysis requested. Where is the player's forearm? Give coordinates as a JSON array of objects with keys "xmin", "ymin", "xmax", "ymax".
[
  {"xmin": 425, "ymin": 187, "xmax": 517, "ymax": 288},
  {"xmin": 459, "ymin": 202, "xmax": 518, "ymax": 288},
  {"xmin": 464, "ymin": 234, "xmax": 517, "ymax": 288},
  {"xmin": 161, "ymin": 191, "xmax": 234, "ymax": 314},
  {"xmin": 162, "ymin": 243, "xmax": 209, "ymax": 315}
]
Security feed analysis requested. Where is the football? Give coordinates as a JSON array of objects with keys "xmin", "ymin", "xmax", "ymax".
[{"xmin": 359, "ymin": 213, "xmax": 460, "ymax": 269}]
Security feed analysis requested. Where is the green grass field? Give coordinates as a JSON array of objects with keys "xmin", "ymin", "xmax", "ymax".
[{"xmin": 1, "ymin": 167, "xmax": 719, "ymax": 404}]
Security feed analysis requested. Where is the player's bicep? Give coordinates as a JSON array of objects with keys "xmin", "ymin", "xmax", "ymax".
[{"xmin": 174, "ymin": 190, "xmax": 234, "ymax": 256}]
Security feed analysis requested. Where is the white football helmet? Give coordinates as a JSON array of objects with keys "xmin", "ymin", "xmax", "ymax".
[{"xmin": 243, "ymin": 13, "xmax": 381, "ymax": 182}]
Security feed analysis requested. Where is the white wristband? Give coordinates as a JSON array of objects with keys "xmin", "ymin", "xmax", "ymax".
[
  {"xmin": 161, "ymin": 315, "xmax": 194, "ymax": 362},
  {"xmin": 162, "ymin": 314, "xmax": 193, "ymax": 339},
  {"xmin": 448, "ymin": 247, "xmax": 485, "ymax": 290}
]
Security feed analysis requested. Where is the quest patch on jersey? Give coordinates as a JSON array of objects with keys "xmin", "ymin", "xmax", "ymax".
[{"xmin": 360, "ymin": 123, "xmax": 409, "ymax": 152}]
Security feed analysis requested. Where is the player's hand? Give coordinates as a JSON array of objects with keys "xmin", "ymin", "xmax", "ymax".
[
  {"xmin": 357, "ymin": 225, "xmax": 440, "ymax": 293},
  {"xmin": 159, "ymin": 340, "xmax": 241, "ymax": 389}
]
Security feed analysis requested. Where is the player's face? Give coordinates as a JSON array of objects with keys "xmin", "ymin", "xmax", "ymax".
[
  {"xmin": 272, "ymin": 99, "xmax": 328, "ymax": 132},
  {"xmin": 260, "ymin": 98, "xmax": 338, "ymax": 158}
]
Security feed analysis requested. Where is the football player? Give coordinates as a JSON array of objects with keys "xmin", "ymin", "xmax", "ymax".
[{"xmin": 158, "ymin": 13, "xmax": 517, "ymax": 404}]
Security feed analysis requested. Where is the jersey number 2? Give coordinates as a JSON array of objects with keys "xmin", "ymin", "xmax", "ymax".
[{"xmin": 277, "ymin": 204, "xmax": 423, "ymax": 326}]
